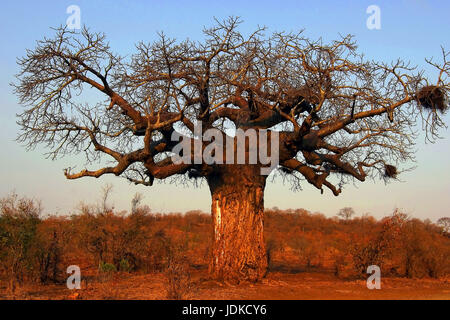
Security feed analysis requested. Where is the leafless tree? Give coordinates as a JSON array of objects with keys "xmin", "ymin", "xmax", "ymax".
[
  {"xmin": 437, "ymin": 217, "xmax": 450, "ymax": 233},
  {"xmin": 337, "ymin": 207, "xmax": 356, "ymax": 221},
  {"xmin": 13, "ymin": 17, "xmax": 449, "ymax": 281},
  {"xmin": 100, "ymin": 183, "xmax": 113, "ymax": 214},
  {"xmin": 131, "ymin": 192, "xmax": 143, "ymax": 214}
]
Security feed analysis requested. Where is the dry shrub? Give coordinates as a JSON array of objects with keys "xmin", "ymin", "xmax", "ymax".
[
  {"xmin": 97, "ymin": 276, "xmax": 121, "ymax": 300},
  {"xmin": 31, "ymin": 218, "xmax": 69, "ymax": 284},
  {"xmin": 96, "ymin": 262, "xmax": 121, "ymax": 300},
  {"xmin": 421, "ymin": 242, "xmax": 450, "ymax": 278},
  {"xmin": 2, "ymin": 191, "xmax": 450, "ymax": 299},
  {"xmin": 73, "ymin": 209, "xmax": 152, "ymax": 272},
  {"xmin": 350, "ymin": 240, "xmax": 384, "ymax": 277},
  {"xmin": 399, "ymin": 219, "xmax": 450, "ymax": 278},
  {"xmin": 290, "ymin": 236, "xmax": 323, "ymax": 269},
  {"xmin": 164, "ymin": 244, "xmax": 193, "ymax": 300},
  {"xmin": 0, "ymin": 193, "xmax": 42, "ymax": 285},
  {"xmin": 146, "ymin": 230, "xmax": 171, "ymax": 272},
  {"xmin": 265, "ymin": 237, "xmax": 282, "ymax": 269},
  {"xmin": 349, "ymin": 211, "xmax": 406, "ymax": 277},
  {"xmin": 332, "ymin": 253, "xmax": 348, "ymax": 278}
]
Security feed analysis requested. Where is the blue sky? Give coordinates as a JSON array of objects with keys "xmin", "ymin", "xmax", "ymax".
[{"xmin": 0, "ymin": 0, "xmax": 449, "ymax": 220}]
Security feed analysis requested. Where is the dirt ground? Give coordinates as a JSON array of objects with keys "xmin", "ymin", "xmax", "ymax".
[{"xmin": 1, "ymin": 270, "xmax": 449, "ymax": 300}]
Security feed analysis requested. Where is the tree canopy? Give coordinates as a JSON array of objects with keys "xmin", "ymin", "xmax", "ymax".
[{"xmin": 14, "ymin": 17, "xmax": 449, "ymax": 195}]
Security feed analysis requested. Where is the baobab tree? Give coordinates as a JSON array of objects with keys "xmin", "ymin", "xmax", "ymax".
[{"xmin": 14, "ymin": 17, "xmax": 449, "ymax": 282}]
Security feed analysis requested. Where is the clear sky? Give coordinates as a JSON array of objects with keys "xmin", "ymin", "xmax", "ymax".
[{"xmin": 0, "ymin": 0, "xmax": 449, "ymax": 220}]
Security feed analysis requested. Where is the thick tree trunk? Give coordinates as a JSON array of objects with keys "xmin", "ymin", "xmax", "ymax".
[{"xmin": 207, "ymin": 165, "xmax": 267, "ymax": 282}]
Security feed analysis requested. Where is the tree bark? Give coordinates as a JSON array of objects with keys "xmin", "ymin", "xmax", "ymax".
[{"xmin": 207, "ymin": 165, "xmax": 267, "ymax": 282}]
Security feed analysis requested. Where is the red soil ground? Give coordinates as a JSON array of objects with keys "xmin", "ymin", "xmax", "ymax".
[{"xmin": 2, "ymin": 270, "xmax": 449, "ymax": 300}]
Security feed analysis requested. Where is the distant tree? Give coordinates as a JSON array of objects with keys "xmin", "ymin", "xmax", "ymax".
[
  {"xmin": 437, "ymin": 217, "xmax": 450, "ymax": 233},
  {"xmin": 131, "ymin": 192, "xmax": 144, "ymax": 214},
  {"xmin": 337, "ymin": 207, "xmax": 356, "ymax": 221},
  {"xmin": 13, "ymin": 17, "xmax": 449, "ymax": 281},
  {"xmin": 100, "ymin": 183, "xmax": 114, "ymax": 214}
]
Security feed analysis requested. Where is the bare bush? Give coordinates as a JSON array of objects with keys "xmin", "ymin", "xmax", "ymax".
[
  {"xmin": 0, "ymin": 193, "xmax": 42, "ymax": 287},
  {"xmin": 164, "ymin": 244, "xmax": 193, "ymax": 300}
]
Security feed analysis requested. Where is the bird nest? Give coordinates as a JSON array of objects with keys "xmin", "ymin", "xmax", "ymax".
[
  {"xmin": 384, "ymin": 164, "xmax": 398, "ymax": 179},
  {"xmin": 284, "ymin": 86, "xmax": 321, "ymax": 106},
  {"xmin": 279, "ymin": 166, "xmax": 294, "ymax": 175},
  {"xmin": 187, "ymin": 169, "xmax": 203, "ymax": 180},
  {"xmin": 416, "ymin": 86, "xmax": 448, "ymax": 113}
]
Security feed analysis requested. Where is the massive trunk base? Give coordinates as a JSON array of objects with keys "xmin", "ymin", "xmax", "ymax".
[{"xmin": 208, "ymin": 165, "xmax": 267, "ymax": 282}]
